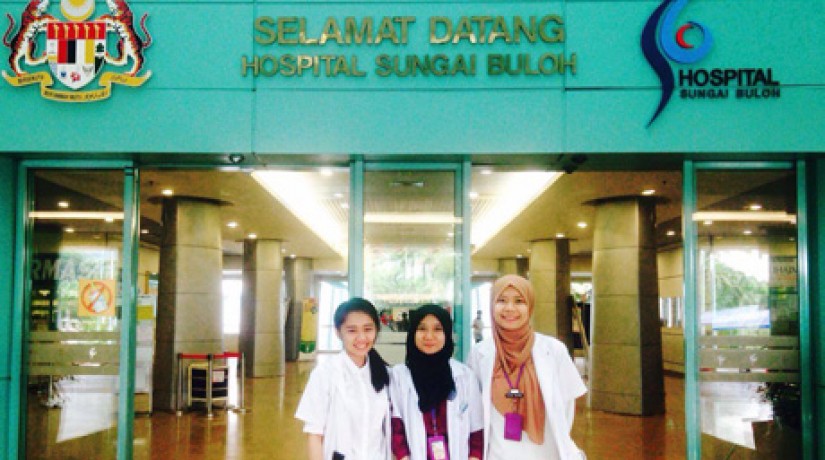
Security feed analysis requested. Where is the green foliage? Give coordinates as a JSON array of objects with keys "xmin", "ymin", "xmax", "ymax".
[{"xmin": 712, "ymin": 260, "xmax": 768, "ymax": 310}]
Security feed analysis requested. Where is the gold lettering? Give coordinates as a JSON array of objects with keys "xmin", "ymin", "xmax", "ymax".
[
  {"xmin": 396, "ymin": 16, "xmax": 415, "ymax": 44},
  {"xmin": 488, "ymin": 16, "xmax": 511, "ymax": 44},
  {"xmin": 319, "ymin": 17, "xmax": 343, "ymax": 44},
  {"xmin": 241, "ymin": 55, "xmax": 260, "ymax": 76},
  {"xmin": 452, "ymin": 17, "xmax": 477, "ymax": 44},
  {"xmin": 539, "ymin": 15, "xmax": 564, "ymax": 43},
  {"xmin": 429, "ymin": 17, "xmax": 451, "ymax": 44},
  {"xmin": 345, "ymin": 17, "xmax": 373, "ymax": 44},
  {"xmin": 254, "ymin": 16, "xmax": 276, "ymax": 45},
  {"xmin": 513, "ymin": 16, "xmax": 537, "ymax": 43},
  {"xmin": 375, "ymin": 16, "xmax": 399, "ymax": 44},
  {"xmin": 277, "ymin": 17, "xmax": 299, "ymax": 45}
]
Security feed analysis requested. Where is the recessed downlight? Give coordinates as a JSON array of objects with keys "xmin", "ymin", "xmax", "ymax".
[
  {"xmin": 666, "ymin": 230, "xmax": 676, "ymax": 236},
  {"xmin": 58, "ymin": 201, "xmax": 70, "ymax": 208},
  {"xmin": 161, "ymin": 189, "xmax": 174, "ymax": 196},
  {"xmin": 227, "ymin": 221, "xmax": 238, "ymax": 228},
  {"xmin": 642, "ymin": 189, "xmax": 656, "ymax": 196},
  {"xmin": 247, "ymin": 233, "xmax": 257, "ymax": 239},
  {"xmin": 577, "ymin": 222, "xmax": 587, "ymax": 229},
  {"xmin": 65, "ymin": 227, "xmax": 75, "ymax": 233},
  {"xmin": 748, "ymin": 204, "xmax": 762, "ymax": 211}
]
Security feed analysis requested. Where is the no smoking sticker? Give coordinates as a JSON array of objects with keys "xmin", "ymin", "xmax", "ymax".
[{"xmin": 78, "ymin": 279, "xmax": 116, "ymax": 317}]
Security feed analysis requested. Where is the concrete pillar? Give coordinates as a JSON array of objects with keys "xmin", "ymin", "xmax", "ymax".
[
  {"xmin": 590, "ymin": 197, "xmax": 664, "ymax": 415},
  {"xmin": 529, "ymin": 239, "xmax": 573, "ymax": 355},
  {"xmin": 284, "ymin": 258, "xmax": 313, "ymax": 361},
  {"xmin": 153, "ymin": 197, "xmax": 223, "ymax": 411},
  {"xmin": 497, "ymin": 258, "xmax": 528, "ymax": 277},
  {"xmin": 240, "ymin": 239, "xmax": 285, "ymax": 377}
]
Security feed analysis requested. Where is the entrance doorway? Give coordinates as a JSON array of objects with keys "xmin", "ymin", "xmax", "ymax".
[{"xmin": 13, "ymin": 160, "xmax": 809, "ymax": 459}]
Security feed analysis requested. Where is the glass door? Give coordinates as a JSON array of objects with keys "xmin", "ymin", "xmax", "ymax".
[
  {"xmin": 20, "ymin": 167, "xmax": 137, "ymax": 459},
  {"xmin": 359, "ymin": 164, "xmax": 468, "ymax": 361},
  {"xmin": 685, "ymin": 162, "xmax": 811, "ymax": 459}
]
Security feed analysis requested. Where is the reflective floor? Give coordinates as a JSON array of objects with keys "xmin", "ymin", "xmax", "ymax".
[{"xmin": 132, "ymin": 358, "xmax": 687, "ymax": 460}]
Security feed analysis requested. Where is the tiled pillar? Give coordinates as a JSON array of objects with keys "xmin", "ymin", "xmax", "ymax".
[
  {"xmin": 590, "ymin": 197, "xmax": 665, "ymax": 415},
  {"xmin": 497, "ymin": 258, "xmax": 528, "ymax": 277},
  {"xmin": 240, "ymin": 239, "xmax": 285, "ymax": 377},
  {"xmin": 154, "ymin": 197, "xmax": 223, "ymax": 411},
  {"xmin": 284, "ymin": 258, "xmax": 313, "ymax": 361},
  {"xmin": 529, "ymin": 239, "xmax": 573, "ymax": 355}
]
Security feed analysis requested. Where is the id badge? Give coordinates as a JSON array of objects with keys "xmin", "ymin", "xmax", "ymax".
[
  {"xmin": 504, "ymin": 412, "xmax": 523, "ymax": 441},
  {"xmin": 427, "ymin": 435, "xmax": 449, "ymax": 460}
]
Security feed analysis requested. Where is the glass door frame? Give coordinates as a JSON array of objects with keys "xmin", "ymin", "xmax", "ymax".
[
  {"xmin": 683, "ymin": 160, "xmax": 813, "ymax": 459},
  {"xmin": 348, "ymin": 159, "xmax": 472, "ymax": 360},
  {"xmin": 10, "ymin": 160, "xmax": 140, "ymax": 460}
]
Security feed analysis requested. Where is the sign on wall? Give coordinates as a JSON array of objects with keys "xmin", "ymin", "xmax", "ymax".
[
  {"xmin": 641, "ymin": 0, "xmax": 781, "ymax": 126},
  {"xmin": 2, "ymin": 0, "xmax": 152, "ymax": 101}
]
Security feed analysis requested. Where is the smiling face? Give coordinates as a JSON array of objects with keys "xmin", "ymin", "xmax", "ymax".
[
  {"xmin": 493, "ymin": 286, "xmax": 531, "ymax": 331},
  {"xmin": 414, "ymin": 314, "xmax": 446, "ymax": 355},
  {"xmin": 337, "ymin": 311, "xmax": 377, "ymax": 367}
]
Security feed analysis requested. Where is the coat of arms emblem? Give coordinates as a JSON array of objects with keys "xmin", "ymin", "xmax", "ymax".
[{"xmin": 2, "ymin": 0, "xmax": 151, "ymax": 101}]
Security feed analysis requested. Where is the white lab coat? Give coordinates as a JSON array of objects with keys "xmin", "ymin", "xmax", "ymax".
[
  {"xmin": 389, "ymin": 359, "xmax": 484, "ymax": 460},
  {"xmin": 295, "ymin": 352, "xmax": 392, "ymax": 460},
  {"xmin": 468, "ymin": 334, "xmax": 587, "ymax": 460}
]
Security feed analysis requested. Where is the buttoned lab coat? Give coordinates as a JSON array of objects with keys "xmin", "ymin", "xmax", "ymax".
[
  {"xmin": 468, "ymin": 334, "xmax": 587, "ymax": 460},
  {"xmin": 295, "ymin": 352, "xmax": 392, "ymax": 460},
  {"xmin": 390, "ymin": 359, "xmax": 484, "ymax": 460}
]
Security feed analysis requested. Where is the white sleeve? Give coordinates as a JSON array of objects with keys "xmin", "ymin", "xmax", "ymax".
[
  {"xmin": 294, "ymin": 364, "xmax": 330, "ymax": 435},
  {"xmin": 388, "ymin": 365, "xmax": 404, "ymax": 418},
  {"xmin": 465, "ymin": 369, "xmax": 484, "ymax": 432},
  {"xmin": 554, "ymin": 344, "xmax": 587, "ymax": 432},
  {"xmin": 467, "ymin": 345, "xmax": 481, "ymax": 379}
]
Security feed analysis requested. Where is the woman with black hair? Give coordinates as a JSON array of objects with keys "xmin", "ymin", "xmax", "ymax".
[
  {"xmin": 295, "ymin": 297, "xmax": 392, "ymax": 460},
  {"xmin": 389, "ymin": 304, "xmax": 484, "ymax": 460}
]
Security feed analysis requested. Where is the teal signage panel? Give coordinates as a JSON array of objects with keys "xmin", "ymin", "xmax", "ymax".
[
  {"xmin": 565, "ymin": 87, "xmax": 825, "ymax": 153},
  {"xmin": 0, "ymin": 89, "xmax": 254, "ymax": 153},
  {"xmin": 248, "ymin": 1, "xmax": 572, "ymax": 90},
  {"xmin": 144, "ymin": 4, "xmax": 254, "ymax": 90},
  {"xmin": 566, "ymin": 1, "xmax": 825, "ymax": 88},
  {"xmin": 254, "ymin": 89, "xmax": 565, "ymax": 154}
]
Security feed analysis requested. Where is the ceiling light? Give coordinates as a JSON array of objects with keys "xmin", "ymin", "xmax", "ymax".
[
  {"xmin": 58, "ymin": 201, "xmax": 70, "ymax": 208},
  {"xmin": 290, "ymin": 254, "xmax": 297, "ymax": 259},
  {"xmin": 29, "ymin": 211, "xmax": 124, "ymax": 220},
  {"xmin": 516, "ymin": 254, "xmax": 523, "ymax": 258},
  {"xmin": 104, "ymin": 217, "xmax": 114, "ymax": 223},
  {"xmin": 247, "ymin": 233, "xmax": 257, "ymax": 239},
  {"xmin": 364, "ymin": 213, "xmax": 461, "ymax": 224},
  {"xmin": 140, "ymin": 229, "xmax": 149, "ymax": 234},
  {"xmin": 162, "ymin": 189, "xmax": 174, "ymax": 196},
  {"xmin": 577, "ymin": 222, "xmax": 587, "ymax": 229},
  {"xmin": 333, "ymin": 192, "xmax": 344, "ymax": 199},
  {"xmin": 447, "ymin": 232, "xmax": 454, "ymax": 237},
  {"xmin": 642, "ymin": 189, "xmax": 656, "ymax": 196},
  {"xmin": 748, "ymin": 204, "xmax": 763, "ymax": 211},
  {"xmin": 320, "ymin": 168, "xmax": 333, "ymax": 177},
  {"xmin": 469, "ymin": 191, "xmax": 479, "ymax": 200},
  {"xmin": 480, "ymin": 168, "xmax": 493, "ymax": 175},
  {"xmin": 281, "ymin": 248, "xmax": 286, "ymax": 253},
  {"xmin": 692, "ymin": 211, "xmax": 795, "ymax": 224},
  {"xmin": 666, "ymin": 230, "xmax": 676, "ymax": 236},
  {"xmin": 556, "ymin": 233, "xmax": 565, "ymax": 238},
  {"xmin": 65, "ymin": 227, "xmax": 75, "ymax": 233},
  {"xmin": 743, "ymin": 229, "xmax": 753, "ymax": 235},
  {"xmin": 703, "ymin": 220, "xmax": 713, "ymax": 226},
  {"xmin": 227, "ymin": 221, "xmax": 238, "ymax": 228},
  {"xmin": 472, "ymin": 171, "xmax": 561, "ymax": 250},
  {"xmin": 252, "ymin": 171, "xmax": 347, "ymax": 256}
]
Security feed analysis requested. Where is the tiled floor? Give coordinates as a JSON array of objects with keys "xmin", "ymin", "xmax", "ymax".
[{"xmin": 132, "ymin": 359, "xmax": 687, "ymax": 459}]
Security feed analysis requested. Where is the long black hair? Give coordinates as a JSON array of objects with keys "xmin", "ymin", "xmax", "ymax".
[
  {"xmin": 334, "ymin": 297, "xmax": 390, "ymax": 392},
  {"xmin": 405, "ymin": 304, "xmax": 455, "ymax": 412}
]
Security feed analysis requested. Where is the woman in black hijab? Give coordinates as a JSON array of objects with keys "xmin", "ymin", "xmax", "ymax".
[{"xmin": 389, "ymin": 304, "xmax": 484, "ymax": 460}]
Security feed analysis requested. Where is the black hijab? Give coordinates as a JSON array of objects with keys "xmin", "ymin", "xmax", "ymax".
[{"xmin": 405, "ymin": 304, "xmax": 456, "ymax": 412}]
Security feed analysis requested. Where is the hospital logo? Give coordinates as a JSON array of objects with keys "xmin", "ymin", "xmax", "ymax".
[
  {"xmin": 2, "ymin": 0, "xmax": 152, "ymax": 102},
  {"xmin": 640, "ymin": 0, "xmax": 713, "ymax": 126}
]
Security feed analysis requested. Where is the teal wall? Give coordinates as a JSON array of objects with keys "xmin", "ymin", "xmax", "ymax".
[
  {"xmin": 0, "ymin": 158, "xmax": 15, "ymax": 460},
  {"xmin": 0, "ymin": 0, "xmax": 823, "ymax": 155}
]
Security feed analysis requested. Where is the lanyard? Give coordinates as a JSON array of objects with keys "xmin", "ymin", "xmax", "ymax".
[
  {"xmin": 430, "ymin": 408, "xmax": 439, "ymax": 435},
  {"xmin": 503, "ymin": 363, "xmax": 525, "ymax": 399}
]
